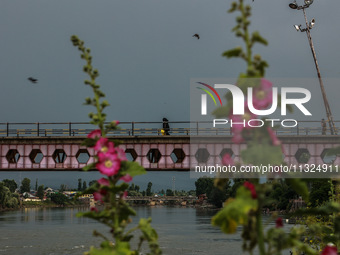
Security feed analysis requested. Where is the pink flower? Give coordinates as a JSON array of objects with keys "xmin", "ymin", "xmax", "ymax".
[
  {"xmin": 275, "ymin": 217, "xmax": 283, "ymax": 228},
  {"xmin": 232, "ymin": 130, "xmax": 244, "ymax": 144},
  {"xmin": 123, "ymin": 191, "xmax": 128, "ymax": 199},
  {"xmin": 90, "ymin": 207, "xmax": 98, "ymax": 212},
  {"xmin": 230, "ymin": 111, "xmax": 255, "ymax": 130},
  {"xmin": 222, "ymin": 153, "xmax": 234, "ymax": 166},
  {"xmin": 120, "ymin": 174, "xmax": 132, "ymax": 183},
  {"xmin": 87, "ymin": 129, "xmax": 102, "ymax": 139},
  {"xmin": 244, "ymin": 181, "xmax": 257, "ymax": 199},
  {"xmin": 229, "ymin": 104, "xmax": 256, "ymax": 144},
  {"xmin": 112, "ymin": 120, "xmax": 120, "ymax": 126},
  {"xmin": 267, "ymin": 127, "xmax": 281, "ymax": 146},
  {"xmin": 321, "ymin": 245, "xmax": 338, "ymax": 255},
  {"xmin": 97, "ymin": 178, "xmax": 110, "ymax": 186},
  {"xmin": 94, "ymin": 138, "xmax": 115, "ymax": 153},
  {"xmin": 93, "ymin": 191, "xmax": 103, "ymax": 202},
  {"xmin": 96, "ymin": 152, "xmax": 121, "ymax": 176},
  {"xmin": 252, "ymin": 79, "xmax": 273, "ymax": 109},
  {"xmin": 116, "ymin": 147, "xmax": 127, "ymax": 161}
]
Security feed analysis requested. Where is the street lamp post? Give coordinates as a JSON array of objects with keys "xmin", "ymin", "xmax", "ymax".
[{"xmin": 289, "ymin": 0, "xmax": 337, "ymax": 135}]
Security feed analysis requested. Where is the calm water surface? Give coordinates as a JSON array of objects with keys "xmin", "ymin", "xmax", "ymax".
[{"xmin": 0, "ymin": 207, "xmax": 292, "ymax": 255}]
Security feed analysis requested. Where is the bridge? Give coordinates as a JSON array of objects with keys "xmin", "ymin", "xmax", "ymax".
[{"xmin": 0, "ymin": 121, "xmax": 339, "ymax": 171}]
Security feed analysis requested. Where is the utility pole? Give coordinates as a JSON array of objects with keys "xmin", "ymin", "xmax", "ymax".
[{"xmin": 289, "ymin": 0, "xmax": 337, "ymax": 135}]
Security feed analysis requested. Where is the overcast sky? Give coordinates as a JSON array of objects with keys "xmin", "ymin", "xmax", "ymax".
[{"xmin": 0, "ymin": 0, "xmax": 340, "ymax": 124}]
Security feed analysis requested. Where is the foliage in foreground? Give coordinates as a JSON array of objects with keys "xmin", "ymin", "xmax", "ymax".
[
  {"xmin": 71, "ymin": 35, "xmax": 162, "ymax": 255},
  {"xmin": 211, "ymin": 1, "xmax": 339, "ymax": 255}
]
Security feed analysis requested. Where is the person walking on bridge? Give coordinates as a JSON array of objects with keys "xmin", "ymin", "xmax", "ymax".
[{"xmin": 163, "ymin": 118, "xmax": 170, "ymax": 135}]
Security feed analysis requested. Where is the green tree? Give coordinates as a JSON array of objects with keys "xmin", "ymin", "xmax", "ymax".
[
  {"xmin": 35, "ymin": 178, "xmax": 38, "ymax": 191},
  {"xmin": 37, "ymin": 185, "xmax": 44, "ymax": 200},
  {"xmin": 208, "ymin": 180, "xmax": 231, "ymax": 208},
  {"xmin": 2, "ymin": 179, "xmax": 17, "ymax": 193},
  {"xmin": 20, "ymin": 178, "xmax": 31, "ymax": 194},
  {"xmin": 228, "ymin": 179, "xmax": 246, "ymax": 198},
  {"xmin": 195, "ymin": 177, "xmax": 214, "ymax": 196},
  {"xmin": 146, "ymin": 182, "xmax": 153, "ymax": 196},
  {"xmin": 50, "ymin": 193, "xmax": 68, "ymax": 205},
  {"xmin": 188, "ymin": 190, "xmax": 196, "ymax": 196},
  {"xmin": 0, "ymin": 182, "xmax": 11, "ymax": 208},
  {"xmin": 78, "ymin": 178, "xmax": 82, "ymax": 191},
  {"xmin": 208, "ymin": 187, "xmax": 227, "ymax": 208},
  {"xmin": 267, "ymin": 180, "xmax": 299, "ymax": 211},
  {"xmin": 89, "ymin": 180, "xmax": 97, "ymax": 187},
  {"xmin": 60, "ymin": 184, "xmax": 67, "ymax": 192},
  {"xmin": 0, "ymin": 182, "xmax": 19, "ymax": 209},
  {"xmin": 166, "ymin": 189, "xmax": 174, "ymax": 196},
  {"xmin": 309, "ymin": 179, "xmax": 331, "ymax": 207},
  {"xmin": 128, "ymin": 183, "xmax": 135, "ymax": 191},
  {"xmin": 82, "ymin": 181, "xmax": 87, "ymax": 191}
]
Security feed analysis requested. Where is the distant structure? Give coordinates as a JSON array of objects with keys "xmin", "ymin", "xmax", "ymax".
[
  {"xmin": 28, "ymin": 77, "xmax": 38, "ymax": 84},
  {"xmin": 192, "ymin": 33, "xmax": 200, "ymax": 40}
]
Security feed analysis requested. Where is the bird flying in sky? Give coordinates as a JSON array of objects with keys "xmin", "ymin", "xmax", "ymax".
[
  {"xmin": 192, "ymin": 34, "xmax": 200, "ymax": 40},
  {"xmin": 28, "ymin": 77, "xmax": 38, "ymax": 84}
]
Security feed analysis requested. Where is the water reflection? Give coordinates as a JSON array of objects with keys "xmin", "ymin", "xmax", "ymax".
[{"xmin": 0, "ymin": 206, "xmax": 294, "ymax": 255}]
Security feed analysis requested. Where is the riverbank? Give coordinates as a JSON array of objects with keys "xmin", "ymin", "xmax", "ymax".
[{"xmin": 0, "ymin": 200, "xmax": 89, "ymax": 213}]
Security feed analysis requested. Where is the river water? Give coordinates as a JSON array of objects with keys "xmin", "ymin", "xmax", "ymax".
[{"xmin": 0, "ymin": 206, "xmax": 292, "ymax": 255}]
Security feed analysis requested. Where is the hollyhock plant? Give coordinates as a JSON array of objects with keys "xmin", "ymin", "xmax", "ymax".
[
  {"xmin": 275, "ymin": 218, "xmax": 283, "ymax": 228},
  {"xmin": 94, "ymin": 137, "xmax": 115, "ymax": 153},
  {"xmin": 222, "ymin": 153, "xmax": 234, "ymax": 166},
  {"xmin": 243, "ymin": 181, "xmax": 257, "ymax": 199},
  {"xmin": 96, "ymin": 151, "xmax": 121, "ymax": 176},
  {"xmin": 93, "ymin": 191, "xmax": 104, "ymax": 202},
  {"xmin": 321, "ymin": 245, "xmax": 338, "ymax": 255},
  {"xmin": 90, "ymin": 207, "xmax": 99, "ymax": 212},
  {"xmin": 232, "ymin": 130, "xmax": 244, "ymax": 144},
  {"xmin": 123, "ymin": 191, "xmax": 128, "ymax": 199},
  {"xmin": 112, "ymin": 120, "xmax": 120, "ymax": 126},
  {"xmin": 116, "ymin": 147, "xmax": 128, "ymax": 161},
  {"xmin": 120, "ymin": 174, "xmax": 133, "ymax": 183},
  {"xmin": 251, "ymin": 78, "xmax": 273, "ymax": 109},
  {"xmin": 87, "ymin": 129, "xmax": 102, "ymax": 139},
  {"xmin": 229, "ymin": 104, "xmax": 256, "ymax": 130},
  {"xmin": 229, "ymin": 103, "xmax": 257, "ymax": 144},
  {"xmin": 72, "ymin": 35, "xmax": 162, "ymax": 255},
  {"xmin": 267, "ymin": 127, "xmax": 281, "ymax": 146},
  {"xmin": 97, "ymin": 177, "xmax": 110, "ymax": 186}
]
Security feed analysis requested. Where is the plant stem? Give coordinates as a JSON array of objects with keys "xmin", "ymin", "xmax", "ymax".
[{"xmin": 256, "ymin": 205, "xmax": 266, "ymax": 255}]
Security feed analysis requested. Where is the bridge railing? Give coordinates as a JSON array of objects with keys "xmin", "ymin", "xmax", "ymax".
[{"xmin": 0, "ymin": 121, "xmax": 338, "ymax": 137}]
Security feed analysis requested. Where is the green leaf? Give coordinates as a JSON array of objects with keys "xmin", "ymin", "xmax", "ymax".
[
  {"xmin": 82, "ymin": 138, "xmax": 97, "ymax": 147},
  {"xmin": 250, "ymin": 31, "xmax": 268, "ymax": 46},
  {"xmin": 138, "ymin": 218, "xmax": 162, "ymax": 255},
  {"xmin": 86, "ymin": 241, "xmax": 133, "ymax": 255},
  {"xmin": 212, "ymin": 105, "xmax": 231, "ymax": 118},
  {"xmin": 222, "ymin": 47, "xmax": 243, "ymax": 58},
  {"xmin": 241, "ymin": 142, "xmax": 283, "ymax": 166},
  {"xmin": 83, "ymin": 162, "xmax": 96, "ymax": 171},
  {"xmin": 120, "ymin": 161, "xmax": 146, "ymax": 177},
  {"xmin": 212, "ymin": 186, "xmax": 258, "ymax": 234},
  {"xmin": 292, "ymin": 202, "xmax": 340, "ymax": 217},
  {"xmin": 325, "ymin": 146, "xmax": 340, "ymax": 156},
  {"xmin": 228, "ymin": 2, "xmax": 238, "ymax": 13},
  {"xmin": 286, "ymin": 178, "xmax": 309, "ymax": 202}
]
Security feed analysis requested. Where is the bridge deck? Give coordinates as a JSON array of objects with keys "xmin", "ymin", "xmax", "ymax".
[{"xmin": 0, "ymin": 135, "xmax": 339, "ymax": 171}]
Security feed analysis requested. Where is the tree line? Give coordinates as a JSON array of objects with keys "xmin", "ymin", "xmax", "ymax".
[{"xmin": 195, "ymin": 177, "xmax": 333, "ymax": 209}]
